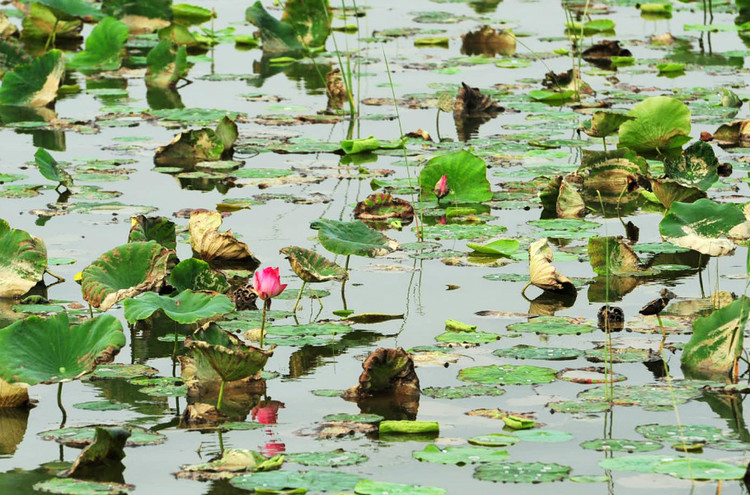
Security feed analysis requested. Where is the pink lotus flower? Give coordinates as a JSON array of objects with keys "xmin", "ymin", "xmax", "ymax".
[
  {"xmin": 252, "ymin": 400, "xmax": 284, "ymax": 424},
  {"xmin": 433, "ymin": 174, "xmax": 449, "ymax": 200},
  {"xmin": 261, "ymin": 441, "xmax": 286, "ymax": 457},
  {"xmin": 253, "ymin": 267, "xmax": 287, "ymax": 300}
]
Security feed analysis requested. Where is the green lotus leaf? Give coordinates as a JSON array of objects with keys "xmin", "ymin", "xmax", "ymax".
[
  {"xmin": 513, "ymin": 429, "xmax": 573, "ymax": 442},
  {"xmin": 422, "ymin": 223, "xmax": 507, "ymax": 241},
  {"xmin": 663, "ymin": 140, "xmax": 719, "ymax": 191},
  {"xmin": 0, "ymin": 219, "xmax": 47, "ymax": 299},
  {"xmin": 354, "ymin": 193, "xmax": 414, "ymax": 222},
  {"xmin": 124, "ymin": 289, "xmax": 233, "ymax": 325},
  {"xmin": 81, "ymin": 241, "xmax": 173, "ymax": 311},
  {"xmin": 311, "ymin": 219, "xmax": 399, "ymax": 257},
  {"xmin": 468, "ymin": 433, "xmax": 519, "ymax": 447},
  {"xmin": 598, "ymin": 454, "xmax": 680, "ymax": 473},
  {"xmin": 145, "ymin": 40, "xmax": 187, "ymax": 89},
  {"xmin": 0, "ymin": 312, "xmax": 125, "ymax": 384},
  {"xmin": 177, "ymin": 449, "xmax": 282, "ymax": 480},
  {"xmin": 90, "ymin": 363, "xmax": 158, "ymax": 380},
  {"xmin": 354, "ymin": 479, "xmax": 446, "ymax": 495},
  {"xmin": 0, "ymin": 49, "xmax": 65, "ymax": 107},
  {"xmin": 168, "ymin": 258, "xmax": 229, "ymax": 293},
  {"xmin": 36, "ymin": 0, "xmax": 104, "ymax": 20},
  {"xmin": 39, "ymin": 425, "xmax": 165, "ymax": 447},
  {"xmin": 322, "ymin": 413, "xmax": 383, "ymax": 423},
  {"xmin": 458, "ymin": 364, "xmax": 557, "ymax": 385},
  {"xmin": 34, "ymin": 148, "xmax": 73, "ymax": 189},
  {"xmin": 581, "ymin": 111, "xmax": 635, "ymax": 138},
  {"xmin": 185, "ymin": 325, "xmax": 271, "ymax": 381},
  {"xmin": 588, "ymin": 236, "xmax": 646, "ymax": 276},
  {"xmin": 546, "ymin": 400, "xmax": 611, "ymax": 414},
  {"xmin": 412, "ymin": 444, "xmax": 509, "ymax": 465},
  {"xmin": 713, "ymin": 119, "xmax": 750, "ymax": 146},
  {"xmin": 21, "ymin": 3, "xmax": 82, "ymax": 40},
  {"xmin": 579, "ymin": 385, "xmax": 701, "ymax": 410},
  {"xmin": 650, "ymin": 177, "xmax": 706, "ymax": 209},
  {"xmin": 474, "ymin": 462, "xmax": 571, "ymax": 483},
  {"xmin": 681, "ymin": 296, "xmax": 749, "ymax": 378},
  {"xmin": 128, "ymin": 215, "xmax": 176, "ymax": 250},
  {"xmin": 506, "ymin": 316, "xmax": 595, "ymax": 335},
  {"xmin": 659, "ymin": 199, "xmax": 747, "ymax": 256},
  {"xmin": 493, "ymin": 345, "xmax": 581, "ymax": 360},
  {"xmin": 33, "ymin": 478, "xmax": 134, "ymax": 494},
  {"xmin": 636, "ymin": 423, "xmax": 732, "ymax": 444},
  {"xmin": 580, "ymin": 438, "xmax": 662, "ymax": 452},
  {"xmin": 68, "ymin": 17, "xmax": 129, "ymax": 71},
  {"xmin": 101, "ymin": 0, "xmax": 172, "ymax": 21},
  {"xmin": 64, "ymin": 427, "xmax": 129, "ymax": 477},
  {"xmin": 0, "ymin": 39, "xmax": 31, "ymax": 77},
  {"xmin": 286, "ymin": 449, "xmax": 368, "ymax": 467},
  {"xmin": 172, "ymin": 4, "xmax": 215, "ymax": 26},
  {"xmin": 422, "ymin": 385, "xmax": 506, "ymax": 399},
  {"xmin": 280, "ymin": 246, "xmax": 348, "ymax": 283},
  {"xmin": 281, "ymin": 0, "xmax": 331, "ymax": 48},
  {"xmin": 435, "ymin": 330, "xmax": 500, "ymax": 344},
  {"xmin": 466, "ymin": 239, "xmax": 519, "ymax": 256},
  {"xmin": 653, "ymin": 459, "xmax": 746, "ymax": 480},
  {"xmin": 154, "ymin": 128, "xmax": 224, "ymax": 166},
  {"xmin": 157, "ymin": 23, "xmax": 202, "ymax": 47},
  {"xmin": 245, "ymin": 1, "xmax": 303, "ymax": 53},
  {"xmin": 618, "ymin": 96, "xmax": 691, "ymax": 156},
  {"xmin": 379, "ymin": 421, "xmax": 439, "ymax": 435},
  {"xmin": 419, "ymin": 150, "xmax": 492, "ymax": 203},
  {"xmin": 231, "ymin": 469, "xmax": 361, "ymax": 492},
  {"xmin": 528, "ymin": 89, "xmax": 575, "ymax": 103},
  {"xmin": 214, "ymin": 116, "xmax": 238, "ymax": 151},
  {"xmin": 580, "ymin": 149, "xmax": 647, "ymax": 195}
]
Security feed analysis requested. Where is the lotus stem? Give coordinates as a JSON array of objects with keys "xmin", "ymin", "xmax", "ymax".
[
  {"xmin": 341, "ymin": 255, "xmax": 351, "ymax": 311},
  {"xmin": 216, "ymin": 380, "xmax": 226, "ymax": 413},
  {"xmin": 293, "ymin": 281, "xmax": 307, "ymax": 313},
  {"xmin": 602, "ymin": 137, "xmax": 607, "ymax": 153},
  {"xmin": 171, "ymin": 322, "xmax": 179, "ymax": 377},
  {"xmin": 44, "ymin": 268, "xmax": 65, "ymax": 283},
  {"xmin": 520, "ymin": 281, "xmax": 533, "ymax": 299},
  {"xmin": 57, "ymin": 382, "xmax": 67, "ymax": 428},
  {"xmin": 259, "ymin": 300, "xmax": 269, "ymax": 348},
  {"xmin": 657, "ymin": 314, "xmax": 666, "ymax": 354},
  {"xmin": 436, "ymin": 109, "xmax": 441, "ymax": 142},
  {"xmin": 88, "ymin": 304, "xmax": 93, "ymax": 318},
  {"xmin": 45, "ymin": 19, "xmax": 59, "ymax": 50},
  {"xmin": 217, "ymin": 428, "xmax": 225, "ymax": 454}
]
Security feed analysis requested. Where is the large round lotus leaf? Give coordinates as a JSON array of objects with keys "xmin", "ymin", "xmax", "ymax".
[
  {"xmin": 582, "ymin": 111, "xmax": 635, "ymax": 138},
  {"xmin": 681, "ymin": 296, "xmax": 749, "ymax": 378},
  {"xmin": 663, "ymin": 140, "xmax": 719, "ymax": 191},
  {"xmin": 474, "ymin": 462, "xmax": 571, "ymax": 483},
  {"xmin": 546, "ymin": 400, "xmax": 611, "ymax": 414},
  {"xmin": 280, "ymin": 246, "xmax": 348, "ymax": 282},
  {"xmin": 0, "ymin": 218, "xmax": 47, "ymax": 298},
  {"xmin": 186, "ymin": 334, "xmax": 272, "ymax": 382},
  {"xmin": 659, "ymin": 199, "xmax": 746, "ymax": 256},
  {"xmin": 286, "ymin": 449, "xmax": 368, "ymax": 467},
  {"xmin": 0, "ymin": 49, "xmax": 65, "ymax": 106},
  {"xmin": 422, "ymin": 223, "xmax": 507, "ymax": 241},
  {"xmin": 124, "ymin": 289, "xmax": 233, "ymax": 325},
  {"xmin": 413, "ymin": 444, "xmax": 509, "ymax": 465},
  {"xmin": 310, "ymin": 219, "xmax": 399, "ymax": 257},
  {"xmin": 266, "ymin": 322, "xmax": 353, "ymax": 337},
  {"xmin": 528, "ymin": 219, "xmax": 600, "ymax": 239},
  {"xmin": 653, "ymin": 459, "xmax": 746, "ymax": 480},
  {"xmin": 579, "ymin": 385, "xmax": 701, "ymax": 410},
  {"xmin": 39, "ymin": 426, "xmax": 165, "ymax": 447},
  {"xmin": 90, "ymin": 363, "xmax": 158, "ymax": 380},
  {"xmin": 598, "ymin": 454, "xmax": 680, "ymax": 473},
  {"xmin": 493, "ymin": 345, "xmax": 581, "ymax": 360},
  {"xmin": 0, "ymin": 312, "xmax": 124, "ymax": 385},
  {"xmin": 467, "ymin": 434, "xmax": 519, "ymax": 447},
  {"xmin": 466, "ymin": 239, "xmax": 520, "ymax": 257},
  {"xmin": 168, "ymin": 258, "xmax": 230, "ymax": 293},
  {"xmin": 354, "ymin": 479, "xmax": 446, "ymax": 495},
  {"xmin": 617, "ymin": 96, "xmax": 691, "ymax": 155},
  {"xmin": 33, "ymin": 478, "xmax": 134, "ymax": 494},
  {"xmin": 81, "ymin": 241, "xmax": 172, "ymax": 311},
  {"xmin": 458, "ymin": 364, "xmax": 557, "ymax": 385},
  {"xmin": 436, "ymin": 330, "xmax": 500, "ymax": 344},
  {"xmin": 230, "ymin": 469, "xmax": 361, "ymax": 492},
  {"xmin": 506, "ymin": 316, "xmax": 595, "ymax": 335},
  {"xmin": 422, "ymin": 385, "xmax": 506, "ymax": 399},
  {"xmin": 145, "ymin": 40, "xmax": 188, "ymax": 89},
  {"xmin": 557, "ymin": 367, "xmax": 626, "ymax": 384},
  {"xmin": 584, "ymin": 346, "xmax": 653, "ymax": 363},
  {"xmin": 635, "ymin": 424, "xmax": 732, "ymax": 444},
  {"xmin": 580, "ymin": 438, "xmax": 662, "ymax": 452},
  {"xmin": 68, "ymin": 17, "xmax": 129, "ymax": 71},
  {"xmin": 128, "ymin": 215, "xmax": 176, "ymax": 250},
  {"xmin": 513, "ymin": 430, "xmax": 573, "ymax": 443},
  {"xmin": 419, "ymin": 150, "xmax": 492, "ymax": 203}
]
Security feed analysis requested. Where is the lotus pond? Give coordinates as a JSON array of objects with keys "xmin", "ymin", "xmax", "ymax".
[{"xmin": 2, "ymin": 0, "xmax": 750, "ymax": 494}]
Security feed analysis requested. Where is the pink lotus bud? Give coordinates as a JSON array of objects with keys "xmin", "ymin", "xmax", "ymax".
[
  {"xmin": 253, "ymin": 267, "xmax": 287, "ymax": 300},
  {"xmin": 433, "ymin": 174, "xmax": 449, "ymax": 200}
]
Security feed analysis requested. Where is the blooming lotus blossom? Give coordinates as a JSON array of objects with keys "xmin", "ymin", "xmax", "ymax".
[
  {"xmin": 253, "ymin": 267, "xmax": 287, "ymax": 300},
  {"xmin": 433, "ymin": 174, "xmax": 449, "ymax": 200}
]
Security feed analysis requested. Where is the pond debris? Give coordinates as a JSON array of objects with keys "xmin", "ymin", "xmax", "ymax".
[
  {"xmin": 325, "ymin": 67, "xmax": 348, "ymax": 112},
  {"xmin": 453, "ymin": 82, "xmax": 504, "ymax": 141},
  {"xmin": 582, "ymin": 40, "xmax": 632, "ymax": 69},
  {"xmin": 640, "ymin": 289, "xmax": 677, "ymax": 353},
  {"xmin": 460, "ymin": 25, "xmax": 516, "ymax": 57},
  {"xmin": 61, "ymin": 427, "xmax": 129, "ymax": 478},
  {"xmin": 597, "ymin": 305, "xmax": 624, "ymax": 332}
]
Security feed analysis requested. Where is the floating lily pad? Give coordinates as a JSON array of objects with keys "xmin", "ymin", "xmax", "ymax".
[
  {"xmin": 90, "ymin": 363, "xmax": 158, "ymax": 380},
  {"xmin": 513, "ymin": 430, "xmax": 573, "ymax": 443},
  {"xmin": 323, "ymin": 413, "xmax": 383, "ymax": 423},
  {"xmin": 354, "ymin": 479, "xmax": 446, "ymax": 495},
  {"xmin": 466, "ymin": 239, "xmax": 520, "ymax": 256},
  {"xmin": 422, "ymin": 223, "xmax": 507, "ymax": 241},
  {"xmin": 230, "ymin": 469, "xmax": 361, "ymax": 492},
  {"xmin": 458, "ymin": 364, "xmax": 557, "ymax": 385},
  {"xmin": 124, "ymin": 290, "xmax": 233, "ymax": 325},
  {"xmin": 659, "ymin": 198, "xmax": 746, "ymax": 256},
  {"xmin": 39, "ymin": 426, "xmax": 165, "ymax": 447},
  {"xmin": 506, "ymin": 316, "xmax": 595, "ymax": 335},
  {"xmin": 598, "ymin": 454, "xmax": 680, "ymax": 473},
  {"xmin": 653, "ymin": 459, "xmax": 746, "ymax": 480},
  {"xmin": 579, "ymin": 385, "xmax": 701, "ymax": 410},
  {"xmin": 584, "ymin": 346, "xmax": 654, "ymax": 363},
  {"xmin": 422, "ymin": 385, "xmax": 505, "ymax": 399},
  {"xmin": 493, "ymin": 345, "xmax": 581, "ymax": 360},
  {"xmin": 580, "ymin": 438, "xmax": 663, "ymax": 452},
  {"xmin": 436, "ymin": 330, "xmax": 500, "ymax": 344},
  {"xmin": 635, "ymin": 424, "xmax": 733, "ymax": 444},
  {"xmin": 73, "ymin": 401, "xmax": 128, "ymax": 412},
  {"xmin": 286, "ymin": 449, "xmax": 368, "ymax": 467},
  {"xmin": 413, "ymin": 444, "xmax": 509, "ymax": 465},
  {"xmin": 33, "ymin": 478, "xmax": 134, "ymax": 494},
  {"xmin": 474, "ymin": 462, "xmax": 571, "ymax": 483},
  {"xmin": 419, "ymin": 150, "xmax": 493, "ymax": 203},
  {"xmin": 546, "ymin": 400, "xmax": 611, "ymax": 414},
  {"xmin": 311, "ymin": 219, "xmax": 399, "ymax": 257},
  {"xmin": 467, "ymin": 434, "xmax": 520, "ymax": 447},
  {"xmin": 557, "ymin": 367, "xmax": 626, "ymax": 384}
]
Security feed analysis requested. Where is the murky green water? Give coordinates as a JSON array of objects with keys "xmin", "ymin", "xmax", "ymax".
[{"xmin": 1, "ymin": 0, "xmax": 750, "ymax": 493}]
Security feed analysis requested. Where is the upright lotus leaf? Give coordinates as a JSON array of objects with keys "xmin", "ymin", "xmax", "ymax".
[
  {"xmin": 538, "ymin": 176, "xmax": 562, "ymax": 211},
  {"xmin": 280, "ymin": 246, "xmax": 348, "ymax": 283},
  {"xmin": 713, "ymin": 120, "xmax": 750, "ymax": 146},
  {"xmin": 342, "ymin": 348, "xmax": 420, "ymax": 401},
  {"xmin": 145, "ymin": 40, "xmax": 187, "ymax": 89},
  {"xmin": 35, "ymin": 0, "xmax": 104, "ymax": 20},
  {"xmin": 681, "ymin": 297, "xmax": 749, "ymax": 378},
  {"xmin": 185, "ymin": 325, "xmax": 272, "ymax": 382},
  {"xmin": 618, "ymin": 96, "xmax": 692, "ymax": 156},
  {"xmin": 102, "ymin": 0, "xmax": 172, "ymax": 32},
  {"xmin": 81, "ymin": 241, "xmax": 172, "ymax": 311},
  {"xmin": 650, "ymin": 177, "xmax": 706, "ymax": 209},
  {"xmin": 659, "ymin": 199, "xmax": 747, "ymax": 256},
  {"xmin": 154, "ymin": 128, "xmax": 224, "ymax": 166},
  {"xmin": 245, "ymin": 1, "xmax": 303, "ymax": 54},
  {"xmin": 168, "ymin": 258, "xmax": 230, "ymax": 293},
  {"xmin": 580, "ymin": 149, "xmax": 647, "ymax": 196},
  {"xmin": 281, "ymin": 0, "xmax": 331, "ymax": 48},
  {"xmin": 172, "ymin": 4, "xmax": 216, "ymax": 26},
  {"xmin": 0, "ymin": 12, "xmax": 17, "ymax": 39},
  {"xmin": 419, "ymin": 151, "xmax": 493, "ymax": 203},
  {"xmin": 0, "ymin": 219, "xmax": 47, "ymax": 299},
  {"xmin": 63, "ymin": 427, "xmax": 129, "ymax": 478},
  {"xmin": 128, "ymin": 215, "xmax": 176, "ymax": 250},
  {"xmin": 189, "ymin": 210, "xmax": 260, "ymax": 271},
  {"xmin": 0, "ymin": 49, "xmax": 65, "ymax": 107},
  {"xmin": 0, "ymin": 40, "xmax": 32, "ymax": 77},
  {"xmin": 588, "ymin": 236, "xmax": 644, "ymax": 275},
  {"xmin": 311, "ymin": 219, "xmax": 399, "ymax": 257},
  {"xmin": 354, "ymin": 193, "xmax": 414, "ymax": 222},
  {"xmin": 21, "ymin": 2, "xmax": 82, "ymax": 40},
  {"xmin": 124, "ymin": 289, "xmax": 234, "ymax": 325},
  {"xmin": 68, "ymin": 17, "xmax": 129, "ymax": 71},
  {"xmin": 214, "ymin": 116, "xmax": 238, "ymax": 151},
  {"xmin": 528, "ymin": 238, "xmax": 575, "ymax": 294},
  {"xmin": 581, "ymin": 110, "xmax": 635, "ymax": 138},
  {"xmin": 556, "ymin": 178, "xmax": 585, "ymax": 218},
  {"xmin": 663, "ymin": 140, "xmax": 719, "ymax": 191},
  {"xmin": 34, "ymin": 148, "xmax": 73, "ymax": 190},
  {"xmin": 0, "ymin": 312, "xmax": 125, "ymax": 384}
]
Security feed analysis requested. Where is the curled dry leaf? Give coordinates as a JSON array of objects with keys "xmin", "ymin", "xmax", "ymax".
[
  {"xmin": 461, "ymin": 25, "xmax": 516, "ymax": 57},
  {"xmin": 189, "ymin": 210, "xmax": 260, "ymax": 271},
  {"xmin": 528, "ymin": 238, "xmax": 576, "ymax": 294},
  {"xmin": 0, "ymin": 379, "xmax": 30, "ymax": 408},
  {"xmin": 353, "ymin": 193, "xmax": 414, "ymax": 223},
  {"xmin": 342, "ymin": 348, "xmax": 420, "ymax": 401}
]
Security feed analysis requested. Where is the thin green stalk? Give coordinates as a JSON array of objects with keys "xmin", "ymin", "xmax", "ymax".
[
  {"xmin": 293, "ymin": 281, "xmax": 307, "ymax": 312},
  {"xmin": 341, "ymin": 255, "xmax": 351, "ymax": 310},
  {"xmin": 57, "ymin": 382, "xmax": 67, "ymax": 428},
  {"xmin": 259, "ymin": 300, "xmax": 269, "ymax": 348},
  {"xmin": 216, "ymin": 380, "xmax": 226, "ymax": 412}
]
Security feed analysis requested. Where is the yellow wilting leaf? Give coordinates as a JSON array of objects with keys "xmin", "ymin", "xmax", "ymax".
[
  {"xmin": 188, "ymin": 210, "xmax": 260, "ymax": 271},
  {"xmin": 527, "ymin": 238, "xmax": 576, "ymax": 294}
]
